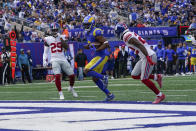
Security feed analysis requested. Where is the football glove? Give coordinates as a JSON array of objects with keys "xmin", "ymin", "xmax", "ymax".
[{"xmin": 43, "ymin": 59, "xmax": 48, "ymax": 67}]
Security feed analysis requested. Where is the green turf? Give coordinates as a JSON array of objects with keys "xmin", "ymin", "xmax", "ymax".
[{"xmin": 0, "ymin": 75, "xmax": 196, "ymax": 102}]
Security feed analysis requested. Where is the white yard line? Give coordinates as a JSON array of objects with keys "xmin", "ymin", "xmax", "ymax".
[{"xmin": 166, "ymin": 95, "xmax": 187, "ymax": 97}]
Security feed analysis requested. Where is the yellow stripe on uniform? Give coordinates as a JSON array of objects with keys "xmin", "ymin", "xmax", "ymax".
[
  {"xmin": 85, "ymin": 56, "xmax": 108, "ymax": 73},
  {"xmin": 191, "ymin": 57, "xmax": 196, "ymax": 65}
]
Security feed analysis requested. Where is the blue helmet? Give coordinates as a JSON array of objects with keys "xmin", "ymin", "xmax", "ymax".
[
  {"xmin": 82, "ymin": 15, "xmax": 95, "ymax": 32},
  {"xmin": 115, "ymin": 23, "xmax": 128, "ymax": 40}
]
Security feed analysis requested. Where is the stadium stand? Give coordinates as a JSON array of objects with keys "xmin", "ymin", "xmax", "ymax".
[{"xmin": 0, "ymin": 0, "xmax": 196, "ymax": 81}]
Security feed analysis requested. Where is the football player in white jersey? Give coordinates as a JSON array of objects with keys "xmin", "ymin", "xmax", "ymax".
[
  {"xmin": 115, "ymin": 23, "xmax": 165, "ymax": 104},
  {"xmin": 43, "ymin": 27, "xmax": 78, "ymax": 100}
]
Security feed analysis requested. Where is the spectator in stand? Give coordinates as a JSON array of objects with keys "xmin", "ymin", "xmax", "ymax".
[
  {"xmin": 118, "ymin": 45, "xmax": 128, "ymax": 78},
  {"xmin": 18, "ymin": 48, "xmax": 32, "ymax": 84},
  {"xmin": 106, "ymin": 47, "xmax": 115, "ymax": 79},
  {"xmin": 136, "ymin": 19, "xmax": 145, "ymax": 27},
  {"xmin": 176, "ymin": 43, "xmax": 186, "ymax": 76},
  {"xmin": 22, "ymin": 28, "xmax": 32, "ymax": 43},
  {"xmin": 165, "ymin": 44, "xmax": 176, "ymax": 75},
  {"xmin": 109, "ymin": 8, "xmax": 118, "ymax": 21},
  {"xmin": 75, "ymin": 48, "xmax": 87, "ymax": 81},
  {"xmin": 155, "ymin": 43, "xmax": 165, "ymax": 74},
  {"xmin": 27, "ymin": 50, "xmax": 33, "ymax": 81},
  {"xmin": 129, "ymin": 9, "xmax": 138, "ymax": 24},
  {"xmin": 30, "ymin": 27, "xmax": 38, "ymax": 42}
]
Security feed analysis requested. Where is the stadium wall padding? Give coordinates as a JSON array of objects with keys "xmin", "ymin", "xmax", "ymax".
[{"xmin": 0, "ymin": 39, "xmax": 161, "ymax": 67}]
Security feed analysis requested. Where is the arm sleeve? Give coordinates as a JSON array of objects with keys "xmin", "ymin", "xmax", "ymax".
[{"xmin": 43, "ymin": 45, "xmax": 49, "ymax": 62}]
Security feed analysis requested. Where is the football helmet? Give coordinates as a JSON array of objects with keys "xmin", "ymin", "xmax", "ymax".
[
  {"xmin": 188, "ymin": 23, "xmax": 196, "ymax": 45},
  {"xmin": 115, "ymin": 22, "xmax": 128, "ymax": 40},
  {"xmin": 51, "ymin": 23, "xmax": 60, "ymax": 37},
  {"xmin": 82, "ymin": 15, "xmax": 95, "ymax": 32}
]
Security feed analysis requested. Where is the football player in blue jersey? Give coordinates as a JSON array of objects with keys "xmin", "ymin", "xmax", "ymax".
[
  {"xmin": 187, "ymin": 22, "xmax": 196, "ymax": 73},
  {"xmin": 82, "ymin": 15, "xmax": 114, "ymax": 101}
]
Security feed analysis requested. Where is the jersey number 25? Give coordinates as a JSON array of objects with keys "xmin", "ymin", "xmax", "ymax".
[{"xmin": 50, "ymin": 42, "xmax": 62, "ymax": 53}]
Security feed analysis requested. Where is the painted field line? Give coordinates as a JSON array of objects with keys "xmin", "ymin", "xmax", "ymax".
[
  {"xmin": 79, "ymin": 96, "xmax": 97, "ymax": 98},
  {"xmin": 166, "ymin": 95, "xmax": 187, "ymax": 97}
]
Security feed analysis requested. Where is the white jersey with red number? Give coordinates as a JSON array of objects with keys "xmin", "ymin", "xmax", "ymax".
[
  {"xmin": 123, "ymin": 31, "xmax": 155, "ymax": 58},
  {"xmin": 43, "ymin": 34, "xmax": 67, "ymax": 63}
]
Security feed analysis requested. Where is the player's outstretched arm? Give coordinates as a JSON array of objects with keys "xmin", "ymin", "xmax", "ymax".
[
  {"xmin": 129, "ymin": 38, "xmax": 155, "ymax": 65},
  {"xmin": 95, "ymin": 36, "xmax": 109, "ymax": 51},
  {"xmin": 43, "ymin": 42, "xmax": 49, "ymax": 67},
  {"xmin": 60, "ymin": 38, "xmax": 69, "ymax": 50},
  {"xmin": 83, "ymin": 44, "xmax": 91, "ymax": 49}
]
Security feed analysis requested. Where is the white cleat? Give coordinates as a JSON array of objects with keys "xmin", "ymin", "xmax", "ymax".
[
  {"xmin": 68, "ymin": 87, "xmax": 78, "ymax": 97},
  {"xmin": 59, "ymin": 91, "xmax": 64, "ymax": 100},
  {"xmin": 175, "ymin": 73, "xmax": 180, "ymax": 76},
  {"xmin": 59, "ymin": 94, "xmax": 64, "ymax": 100}
]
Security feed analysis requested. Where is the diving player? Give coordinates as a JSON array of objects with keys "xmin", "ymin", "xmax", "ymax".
[
  {"xmin": 115, "ymin": 23, "xmax": 164, "ymax": 104},
  {"xmin": 43, "ymin": 26, "xmax": 78, "ymax": 100},
  {"xmin": 82, "ymin": 15, "xmax": 114, "ymax": 101}
]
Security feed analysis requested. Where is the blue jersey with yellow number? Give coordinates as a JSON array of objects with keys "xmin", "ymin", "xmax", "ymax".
[
  {"xmin": 86, "ymin": 27, "xmax": 106, "ymax": 57},
  {"xmin": 191, "ymin": 47, "xmax": 196, "ymax": 58}
]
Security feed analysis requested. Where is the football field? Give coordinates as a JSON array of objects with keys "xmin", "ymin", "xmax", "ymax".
[
  {"xmin": 0, "ymin": 75, "xmax": 196, "ymax": 131},
  {"xmin": 0, "ymin": 75, "xmax": 196, "ymax": 102}
]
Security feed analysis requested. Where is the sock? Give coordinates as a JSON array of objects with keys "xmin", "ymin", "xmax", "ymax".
[
  {"xmin": 149, "ymin": 74, "xmax": 157, "ymax": 81},
  {"xmin": 132, "ymin": 75, "xmax": 140, "ymax": 79},
  {"xmin": 55, "ymin": 74, "xmax": 61, "ymax": 91},
  {"xmin": 87, "ymin": 70, "xmax": 104, "ymax": 79},
  {"xmin": 69, "ymin": 74, "xmax": 75, "ymax": 87},
  {"xmin": 133, "ymin": 75, "xmax": 157, "ymax": 81},
  {"xmin": 59, "ymin": 91, "xmax": 63, "ymax": 95},
  {"xmin": 142, "ymin": 79, "xmax": 160, "ymax": 95},
  {"xmin": 157, "ymin": 92, "xmax": 162, "ymax": 97},
  {"xmin": 95, "ymin": 79, "xmax": 110, "ymax": 95}
]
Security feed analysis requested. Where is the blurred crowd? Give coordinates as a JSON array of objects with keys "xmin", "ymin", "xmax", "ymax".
[{"xmin": 0, "ymin": 0, "xmax": 195, "ymax": 43}]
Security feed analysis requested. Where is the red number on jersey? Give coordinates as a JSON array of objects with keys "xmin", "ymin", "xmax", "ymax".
[
  {"xmin": 50, "ymin": 42, "xmax": 62, "ymax": 53},
  {"xmin": 134, "ymin": 33, "xmax": 146, "ymax": 44}
]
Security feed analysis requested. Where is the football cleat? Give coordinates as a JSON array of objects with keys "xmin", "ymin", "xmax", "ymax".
[
  {"xmin": 103, "ymin": 75, "xmax": 109, "ymax": 89},
  {"xmin": 105, "ymin": 93, "xmax": 115, "ymax": 101},
  {"xmin": 157, "ymin": 74, "xmax": 162, "ymax": 88},
  {"xmin": 59, "ymin": 91, "xmax": 64, "ymax": 100},
  {"xmin": 152, "ymin": 93, "xmax": 165, "ymax": 104},
  {"xmin": 68, "ymin": 87, "xmax": 78, "ymax": 97}
]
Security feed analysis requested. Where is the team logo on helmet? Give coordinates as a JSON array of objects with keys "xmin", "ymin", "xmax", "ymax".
[{"xmin": 82, "ymin": 16, "xmax": 95, "ymax": 32}]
